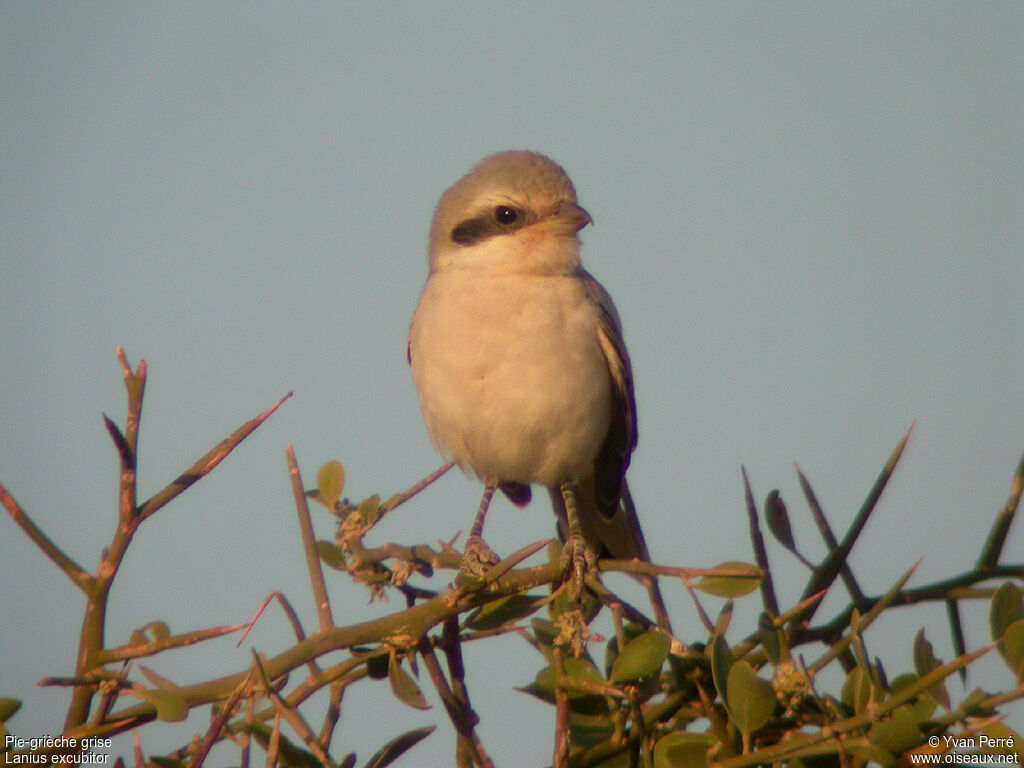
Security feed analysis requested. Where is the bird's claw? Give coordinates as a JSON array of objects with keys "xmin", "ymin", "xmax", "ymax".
[
  {"xmin": 461, "ymin": 534, "xmax": 500, "ymax": 577},
  {"xmin": 559, "ymin": 533, "xmax": 597, "ymax": 598}
]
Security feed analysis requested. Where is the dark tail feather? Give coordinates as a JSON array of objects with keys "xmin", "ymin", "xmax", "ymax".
[{"xmin": 500, "ymin": 481, "xmax": 532, "ymax": 507}]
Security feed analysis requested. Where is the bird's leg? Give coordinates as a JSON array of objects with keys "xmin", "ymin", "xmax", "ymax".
[
  {"xmin": 461, "ymin": 481, "xmax": 500, "ymax": 576},
  {"xmin": 558, "ymin": 480, "xmax": 598, "ymax": 595}
]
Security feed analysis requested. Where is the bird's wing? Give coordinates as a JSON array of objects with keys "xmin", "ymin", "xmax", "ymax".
[{"xmin": 579, "ymin": 270, "xmax": 637, "ymax": 520}]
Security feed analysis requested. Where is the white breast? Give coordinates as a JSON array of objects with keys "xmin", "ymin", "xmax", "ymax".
[{"xmin": 409, "ymin": 267, "xmax": 611, "ymax": 487}]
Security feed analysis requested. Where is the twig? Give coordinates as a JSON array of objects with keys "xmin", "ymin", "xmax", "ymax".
[
  {"xmin": 100, "ymin": 624, "xmax": 245, "ymax": 663},
  {"xmin": 946, "ymin": 598, "xmax": 968, "ymax": 684},
  {"xmin": 188, "ymin": 666, "xmax": 256, "ymax": 768},
  {"xmin": 286, "ymin": 446, "xmax": 334, "ymax": 630},
  {"xmin": 344, "ymin": 538, "xmax": 462, "ymax": 572},
  {"xmin": 137, "ymin": 392, "xmax": 292, "ymax": 522},
  {"xmin": 91, "ymin": 662, "xmax": 131, "ymax": 725},
  {"xmin": 65, "ymin": 351, "xmax": 148, "ymax": 730},
  {"xmin": 799, "ymin": 424, "xmax": 913, "ymax": 612},
  {"xmin": 380, "ymin": 461, "xmax": 456, "ymax": 515},
  {"xmin": 807, "ymin": 561, "xmax": 919, "ymax": 673},
  {"xmin": 241, "ymin": 693, "xmax": 254, "ymax": 768},
  {"xmin": 419, "ymin": 624, "xmax": 492, "ymax": 768},
  {"xmin": 63, "ymin": 350, "xmax": 290, "ymax": 732},
  {"xmin": 802, "ymin": 562, "xmax": 1023, "ymax": 646},
  {"xmin": 717, "ymin": 642, "xmax": 995, "ymax": 768},
  {"xmin": 552, "ymin": 645, "xmax": 569, "ymax": 768},
  {"xmin": 75, "ymin": 559, "xmax": 568, "ymax": 737},
  {"xmin": 252, "ymin": 651, "xmax": 339, "ymax": 768},
  {"xmin": 132, "ymin": 730, "xmax": 144, "ymax": 768},
  {"xmin": 0, "ymin": 483, "xmax": 93, "ymax": 594},
  {"xmin": 794, "ymin": 464, "xmax": 866, "ymax": 604},
  {"xmin": 977, "ymin": 449, "xmax": 1024, "ymax": 569},
  {"xmin": 318, "ymin": 682, "xmax": 343, "ymax": 753},
  {"xmin": 741, "ymin": 466, "xmax": 779, "ymax": 616},
  {"xmin": 586, "ymin": 577, "xmax": 670, "ymax": 636},
  {"xmin": 239, "ymin": 591, "xmax": 308, "ymax": 647},
  {"xmin": 679, "ymin": 574, "xmax": 715, "ymax": 635},
  {"xmin": 600, "ymin": 559, "xmax": 763, "ymax": 582},
  {"xmin": 237, "ymin": 591, "xmax": 326, "ymax": 682}
]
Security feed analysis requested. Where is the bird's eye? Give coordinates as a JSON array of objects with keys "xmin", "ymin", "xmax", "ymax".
[{"xmin": 494, "ymin": 206, "xmax": 518, "ymax": 225}]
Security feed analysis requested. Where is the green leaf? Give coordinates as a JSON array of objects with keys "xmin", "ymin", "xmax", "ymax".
[
  {"xmin": 714, "ymin": 600, "xmax": 734, "ymax": 637},
  {"xmin": 603, "ymin": 623, "xmax": 647, "ymax": 680},
  {"xmin": 841, "ymin": 666, "xmax": 873, "ymax": 714},
  {"xmin": 653, "ymin": 732, "xmax": 715, "ymax": 768},
  {"xmin": 608, "ymin": 629, "xmax": 670, "ymax": 684},
  {"xmin": 889, "ymin": 674, "xmax": 937, "ymax": 722},
  {"xmin": 316, "ymin": 461, "xmax": 345, "ymax": 507},
  {"xmin": 131, "ymin": 622, "xmax": 170, "ymax": 645},
  {"xmin": 530, "ymin": 618, "xmax": 559, "ymax": 663},
  {"xmin": 316, "ymin": 539, "xmax": 347, "ymax": 570},
  {"xmin": 143, "ymin": 621, "xmax": 170, "ymax": 641},
  {"xmin": 867, "ymin": 706, "xmax": 920, "ymax": 754},
  {"xmin": 694, "ymin": 562, "xmax": 762, "ymax": 598},
  {"xmin": 0, "ymin": 698, "xmax": 21, "ymax": 722},
  {"xmin": 979, "ymin": 722, "xmax": 1023, "ymax": 762},
  {"xmin": 912, "ymin": 628, "xmax": 949, "ymax": 709},
  {"xmin": 989, "ymin": 581, "xmax": 1024, "ymax": 642},
  {"xmin": 564, "ymin": 711, "xmax": 616, "ymax": 749},
  {"xmin": 1000, "ymin": 618, "xmax": 1024, "ymax": 679},
  {"xmin": 852, "ymin": 745, "xmax": 898, "ymax": 768},
  {"xmin": 466, "ymin": 593, "xmax": 545, "ymax": 631},
  {"xmin": 725, "ymin": 661, "xmax": 776, "ymax": 735},
  {"xmin": 532, "ymin": 657, "xmax": 608, "ymax": 714},
  {"xmin": 362, "ymin": 648, "xmax": 390, "ymax": 680},
  {"xmin": 361, "ymin": 725, "xmax": 436, "ymax": 768},
  {"xmin": 387, "ymin": 654, "xmax": 429, "ymax": 710},
  {"xmin": 132, "ymin": 689, "xmax": 187, "ymax": 722},
  {"xmin": 710, "ymin": 633, "xmax": 733, "ymax": 708},
  {"xmin": 139, "ymin": 665, "xmax": 179, "ymax": 690},
  {"xmin": 764, "ymin": 490, "xmax": 796, "ymax": 552},
  {"xmin": 358, "ymin": 495, "xmax": 381, "ymax": 526},
  {"xmin": 590, "ymin": 750, "xmax": 634, "ymax": 768}
]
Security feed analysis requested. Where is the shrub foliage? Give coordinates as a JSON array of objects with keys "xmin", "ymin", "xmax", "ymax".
[{"xmin": 2, "ymin": 350, "xmax": 1023, "ymax": 767}]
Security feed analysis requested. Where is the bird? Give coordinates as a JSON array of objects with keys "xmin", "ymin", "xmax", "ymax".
[{"xmin": 408, "ymin": 151, "xmax": 666, "ymax": 624}]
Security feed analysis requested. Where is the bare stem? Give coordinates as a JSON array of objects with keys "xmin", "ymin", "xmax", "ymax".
[
  {"xmin": 286, "ymin": 446, "xmax": 334, "ymax": 630},
  {"xmin": 0, "ymin": 483, "xmax": 93, "ymax": 594}
]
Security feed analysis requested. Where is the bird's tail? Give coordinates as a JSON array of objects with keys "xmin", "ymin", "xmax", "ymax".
[{"xmin": 549, "ymin": 477, "xmax": 671, "ymax": 631}]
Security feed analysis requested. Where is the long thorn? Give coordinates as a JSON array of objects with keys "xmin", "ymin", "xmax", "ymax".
[
  {"xmin": 977, "ymin": 449, "xmax": 1024, "ymax": 569},
  {"xmin": 287, "ymin": 446, "xmax": 334, "ymax": 631},
  {"xmin": 800, "ymin": 424, "xmax": 913, "ymax": 606},
  {"xmin": 137, "ymin": 392, "xmax": 291, "ymax": 522},
  {"xmin": 742, "ymin": 466, "xmax": 779, "ymax": 616},
  {"xmin": 0, "ymin": 483, "xmax": 93, "ymax": 594},
  {"xmin": 794, "ymin": 464, "xmax": 866, "ymax": 605}
]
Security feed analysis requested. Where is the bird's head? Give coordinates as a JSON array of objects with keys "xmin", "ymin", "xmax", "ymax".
[{"xmin": 428, "ymin": 151, "xmax": 592, "ymax": 274}]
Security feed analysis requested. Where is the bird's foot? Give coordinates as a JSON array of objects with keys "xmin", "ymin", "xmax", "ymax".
[
  {"xmin": 559, "ymin": 532, "xmax": 598, "ymax": 598},
  {"xmin": 460, "ymin": 534, "xmax": 500, "ymax": 577}
]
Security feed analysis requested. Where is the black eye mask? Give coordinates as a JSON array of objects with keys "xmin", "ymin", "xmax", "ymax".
[{"xmin": 450, "ymin": 205, "xmax": 531, "ymax": 246}]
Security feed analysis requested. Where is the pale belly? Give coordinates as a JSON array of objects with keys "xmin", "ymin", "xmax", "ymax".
[{"xmin": 409, "ymin": 269, "xmax": 611, "ymax": 487}]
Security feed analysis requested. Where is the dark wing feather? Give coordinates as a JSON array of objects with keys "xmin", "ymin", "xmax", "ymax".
[{"xmin": 580, "ymin": 271, "xmax": 637, "ymax": 520}]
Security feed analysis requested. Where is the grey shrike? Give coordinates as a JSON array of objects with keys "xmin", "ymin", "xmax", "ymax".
[{"xmin": 408, "ymin": 151, "xmax": 664, "ymax": 617}]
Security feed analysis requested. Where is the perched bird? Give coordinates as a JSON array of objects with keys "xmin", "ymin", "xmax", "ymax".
[{"xmin": 408, "ymin": 151, "xmax": 665, "ymax": 622}]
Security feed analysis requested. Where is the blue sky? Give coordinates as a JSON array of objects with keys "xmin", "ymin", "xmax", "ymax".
[{"xmin": 2, "ymin": 4, "xmax": 1022, "ymax": 764}]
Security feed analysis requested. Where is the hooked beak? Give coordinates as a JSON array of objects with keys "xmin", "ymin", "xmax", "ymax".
[{"xmin": 557, "ymin": 202, "xmax": 593, "ymax": 234}]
